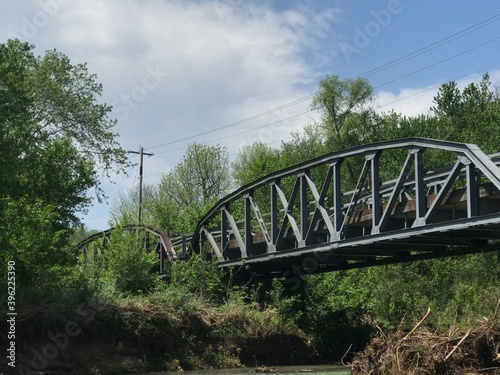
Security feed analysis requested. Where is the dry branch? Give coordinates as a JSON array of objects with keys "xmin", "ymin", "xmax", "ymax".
[
  {"xmin": 444, "ymin": 328, "xmax": 472, "ymax": 361},
  {"xmin": 403, "ymin": 307, "xmax": 431, "ymax": 341}
]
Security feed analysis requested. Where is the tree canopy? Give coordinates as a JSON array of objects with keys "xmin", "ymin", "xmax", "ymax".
[{"xmin": 0, "ymin": 39, "xmax": 128, "ymax": 285}]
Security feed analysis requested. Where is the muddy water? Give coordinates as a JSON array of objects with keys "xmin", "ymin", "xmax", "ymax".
[{"xmin": 147, "ymin": 364, "xmax": 350, "ymax": 375}]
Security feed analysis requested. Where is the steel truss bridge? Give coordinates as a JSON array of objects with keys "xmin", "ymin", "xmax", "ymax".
[{"xmin": 76, "ymin": 138, "xmax": 500, "ymax": 277}]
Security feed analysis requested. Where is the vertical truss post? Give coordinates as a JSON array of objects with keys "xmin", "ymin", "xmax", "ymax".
[
  {"xmin": 270, "ymin": 180, "xmax": 279, "ymax": 245},
  {"xmin": 221, "ymin": 205, "xmax": 228, "ymax": 258},
  {"xmin": 466, "ymin": 163, "xmax": 479, "ymax": 217},
  {"xmin": 182, "ymin": 235, "xmax": 187, "ymax": 257},
  {"xmin": 159, "ymin": 242, "xmax": 164, "ymax": 274},
  {"xmin": 414, "ymin": 148, "xmax": 426, "ymax": 226},
  {"xmin": 331, "ymin": 159, "xmax": 343, "ymax": 241},
  {"xmin": 366, "ymin": 151, "xmax": 381, "ymax": 230},
  {"xmin": 244, "ymin": 191, "xmax": 254, "ymax": 257},
  {"xmin": 200, "ymin": 229, "xmax": 207, "ymax": 255},
  {"xmin": 340, "ymin": 159, "xmax": 370, "ymax": 239},
  {"xmin": 299, "ymin": 171, "xmax": 309, "ymax": 243}
]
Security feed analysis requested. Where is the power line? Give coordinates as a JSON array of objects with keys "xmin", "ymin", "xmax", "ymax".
[
  {"xmin": 145, "ymin": 95, "xmax": 313, "ymax": 150},
  {"xmin": 373, "ymin": 37, "xmax": 500, "ymax": 90},
  {"xmin": 377, "ymin": 60, "xmax": 500, "ymax": 110},
  {"xmin": 152, "ymin": 110, "xmax": 313, "ymax": 155},
  {"xmin": 148, "ymin": 36, "xmax": 500, "ymax": 157},
  {"xmin": 361, "ymin": 13, "xmax": 500, "ymax": 79},
  {"xmin": 144, "ymin": 12, "xmax": 500, "ymax": 152}
]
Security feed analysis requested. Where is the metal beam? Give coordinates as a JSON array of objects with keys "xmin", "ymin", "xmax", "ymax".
[
  {"xmin": 421, "ymin": 161, "xmax": 463, "ymax": 225},
  {"xmin": 203, "ymin": 228, "xmax": 223, "ymax": 260},
  {"xmin": 374, "ymin": 151, "xmax": 414, "ymax": 233},
  {"xmin": 367, "ymin": 151, "xmax": 381, "ymax": 231},
  {"xmin": 331, "ymin": 159, "xmax": 343, "ymax": 240},
  {"xmin": 275, "ymin": 180, "xmax": 304, "ymax": 247},
  {"xmin": 304, "ymin": 171, "xmax": 335, "ymax": 242},
  {"xmin": 340, "ymin": 159, "xmax": 370, "ymax": 239},
  {"xmin": 223, "ymin": 208, "xmax": 247, "ymax": 258}
]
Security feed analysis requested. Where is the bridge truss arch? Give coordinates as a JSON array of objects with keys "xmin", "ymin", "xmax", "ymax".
[
  {"xmin": 193, "ymin": 138, "xmax": 500, "ymax": 276},
  {"xmin": 75, "ymin": 225, "xmax": 186, "ymax": 274}
]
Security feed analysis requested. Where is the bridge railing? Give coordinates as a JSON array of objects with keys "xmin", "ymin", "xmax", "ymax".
[
  {"xmin": 193, "ymin": 138, "xmax": 500, "ymax": 268},
  {"xmin": 75, "ymin": 224, "xmax": 185, "ymax": 274}
]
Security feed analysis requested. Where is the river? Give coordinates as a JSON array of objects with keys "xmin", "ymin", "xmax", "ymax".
[{"xmin": 145, "ymin": 364, "xmax": 351, "ymax": 374}]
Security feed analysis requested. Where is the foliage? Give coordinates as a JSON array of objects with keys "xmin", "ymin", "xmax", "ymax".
[
  {"xmin": 0, "ymin": 39, "xmax": 128, "ymax": 294},
  {"xmin": 232, "ymin": 142, "xmax": 281, "ymax": 187},
  {"xmin": 96, "ymin": 226, "xmax": 160, "ymax": 296},
  {"xmin": 0, "ymin": 40, "xmax": 128, "ymax": 210},
  {"xmin": 160, "ymin": 142, "xmax": 230, "ymax": 207},
  {"xmin": 431, "ymin": 73, "xmax": 500, "ymax": 154},
  {"xmin": 0, "ymin": 197, "xmax": 72, "ymax": 285},
  {"xmin": 311, "ymin": 75, "xmax": 374, "ymax": 150},
  {"xmin": 310, "ymin": 75, "xmax": 388, "ymax": 185},
  {"xmin": 170, "ymin": 254, "xmax": 227, "ymax": 302}
]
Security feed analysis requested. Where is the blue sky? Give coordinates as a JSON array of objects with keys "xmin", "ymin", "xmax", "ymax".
[{"xmin": 1, "ymin": 0, "xmax": 500, "ymax": 230}]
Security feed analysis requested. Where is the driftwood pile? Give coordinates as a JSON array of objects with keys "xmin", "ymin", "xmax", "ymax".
[{"xmin": 349, "ymin": 309, "xmax": 500, "ymax": 375}]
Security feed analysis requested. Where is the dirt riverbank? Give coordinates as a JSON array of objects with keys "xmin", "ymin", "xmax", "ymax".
[
  {"xmin": 1, "ymin": 301, "xmax": 322, "ymax": 374},
  {"xmin": 3, "ymin": 301, "xmax": 498, "ymax": 374}
]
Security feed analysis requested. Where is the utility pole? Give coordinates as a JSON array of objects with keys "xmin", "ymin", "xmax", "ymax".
[{"xmin": 128, "ymin": 146, "xmax": 154, "ymax": 224}]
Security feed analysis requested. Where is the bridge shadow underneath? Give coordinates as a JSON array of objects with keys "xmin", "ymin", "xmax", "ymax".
[{"xmin": 77, "ymin": 138, "xmax": 500, "ymax": 279}]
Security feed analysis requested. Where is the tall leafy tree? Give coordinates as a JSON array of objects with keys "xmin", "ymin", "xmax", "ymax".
[
  {"xmin": 311, "ymin": 75, "xmax": 375, "ymax": 149},
  {"xmin": 160, "ymin": 142, "xmax": 230, "ymax": 208},
  {"xmin": 0, "ymin": 39, "xmax": 128, "ymax": 286},
  {"xmin": 310, "ymin": 75, "xmax": 382, "ymax": 183},
  {"xmin": 232, "ymin": 142, "xmax": 280, "ymax": 187},
  {"xmin": 431, "ymin": 73, "xmax": 500, "ymax": 153}
]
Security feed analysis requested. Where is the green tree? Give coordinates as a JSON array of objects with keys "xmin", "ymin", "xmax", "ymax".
[
  {"xmin": 311, "ymin": 75, "xmax": 375, "ymax": 150},
  {"xmin": 232, "ymin": 142, "xmax": 280, "ymax": 187},
  {"xmin": 310, "ymin": 75, "xmax": 382, "ymax": 183},
  {"xmin": 431, "ymin": 73, "xmax": 500, "ymax": 153},
  {"xmin": 0, "ymin": 39, "xmax": 128, "ymax": 287},
  {"xmin": 160, "ymin": 142, "xmax": 230, "ymax": 207},
  {"xmin": 279, "ymin": 124, "xmax": 326, "ymax": 166},
  {"xmin": 98, "ymin": 227, "xmax": 159, "ymax": 296}
]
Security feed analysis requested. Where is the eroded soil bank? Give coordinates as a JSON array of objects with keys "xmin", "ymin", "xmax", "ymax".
[
  {"xmin": 3, "ymin": 301, "xmax": 498, "ymax": 374},
  {"xmin": 1, "ymin": 301, "xmax": 323, "ymax": 374}
]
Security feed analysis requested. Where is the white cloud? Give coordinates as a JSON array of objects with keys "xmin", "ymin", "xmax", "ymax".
[
  {"xmin": 375, "ymin": 85, "xmax": 437, "ymax": 117},
  {"xmin": 0, "ymin": 0, "xmax": 338, "ymax": 228},
  {"xmin": 35, "ymin": 0, "xmax": 336, "ymax": 157}
]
